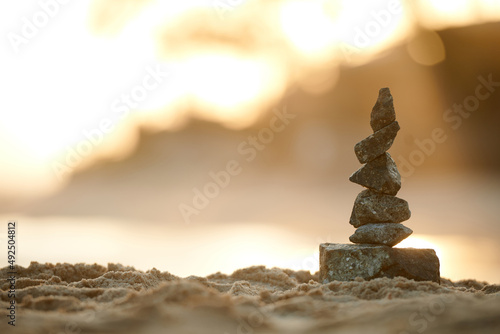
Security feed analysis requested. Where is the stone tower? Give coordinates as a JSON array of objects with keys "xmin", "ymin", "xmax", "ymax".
[
  {"xmin": 348, "ymin": 87, "xmax": 412, "ymax": 247},
  {"xmin": 319, "ymin": 88, "xmax": 440, "ymax": 283}
]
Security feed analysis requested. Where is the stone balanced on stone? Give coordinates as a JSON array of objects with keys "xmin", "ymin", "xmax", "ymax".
[
  {"xmin": 319, "ymin": 88, "xmax": 440, "ymax": 283},
  {"xmin": 349, "ymin": 87, "xmax": 411, "ymax": 247}
]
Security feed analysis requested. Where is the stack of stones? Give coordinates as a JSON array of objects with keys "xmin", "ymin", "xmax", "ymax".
[
  {"xmin": 319, "ymin": 88, "xmax": 440, "ymax": 283},
  {"xmin": 348, "ymin": 87, "xmax": 412, "ymax": 247}
]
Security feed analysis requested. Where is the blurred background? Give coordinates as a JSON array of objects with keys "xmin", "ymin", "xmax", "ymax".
[{"xmin": 1, "ymin": 0, "xmax": 499, "ymax": 282}]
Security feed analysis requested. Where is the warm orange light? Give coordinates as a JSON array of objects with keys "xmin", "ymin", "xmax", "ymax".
[
  {"xmin": 175, "ymin": 53, "xmax": 285, "ymax": 128},
  {"xmin": 279, "ymin": 0, "xmax": 409, "ymax": 65},
  {"xmin": 406, "ymin": 30, "xmax": 446, "ymax": 66},
  {"xmin": 279, "ymin": 0, "xmax": 338, "ymax": 59},
  {"xmin": 4, "ymin": 0, "xmax": 500, "ymax": 196},
  {"xmin": 418, "ymin": 0, "xmax": 479, "ymax": 28},
  {"xmin": 397, "ymin": 235, "xmax": 443, "ymax": 260}
]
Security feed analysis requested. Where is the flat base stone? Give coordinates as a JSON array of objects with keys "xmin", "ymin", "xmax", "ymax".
[{"xmin": 319, "ymin": 243, "xmax": 440, "ymax": 284}]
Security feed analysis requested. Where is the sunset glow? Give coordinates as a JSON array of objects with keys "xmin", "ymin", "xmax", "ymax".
[
  {"xmin": 2, "ymin": 1, "xmax": 500, "ymax": 195},
  {"xmin": 397, "ymin": 235, "xmax": 444, "ymax": 259},
  {"xmin": 1, "ymin": 7, "xmax": 500, "ymax": 333}
]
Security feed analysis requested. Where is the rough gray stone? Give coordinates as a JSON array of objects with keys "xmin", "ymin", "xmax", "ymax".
[
  {"xmin": 354, "ymin": 121, "xmax": 400, "ymax": 164},
  {"xmin": 371, "ymin": 87, "xmax": 396, "ymax": 132},
  {"xmin": 349, "ymin": 223, "xmax": 413, "ymax": 246},
  {"xmin": 349, "ymin": 153, "xmax": 401, "ymax": 195},
  {"xmin": 319, "ymin": 243, "xmax": 440, "ymax": 283},
  {"xmin": 350, "ymin": 189, "xmax": 411, "ymax": 228}
]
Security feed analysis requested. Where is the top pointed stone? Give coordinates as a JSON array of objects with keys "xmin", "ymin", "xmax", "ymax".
[{"xmin": 370, "ymin": 88, "xmax": 396, "ymax": 132}]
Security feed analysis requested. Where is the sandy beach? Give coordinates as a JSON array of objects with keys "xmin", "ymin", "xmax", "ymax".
[
  {"xmin": 1, "ymin": 262, "xmax": 499, "ymax": 334},
  {"xmin": 2, "ymin": 2, "xmax": 500, "ymax": 334}
]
